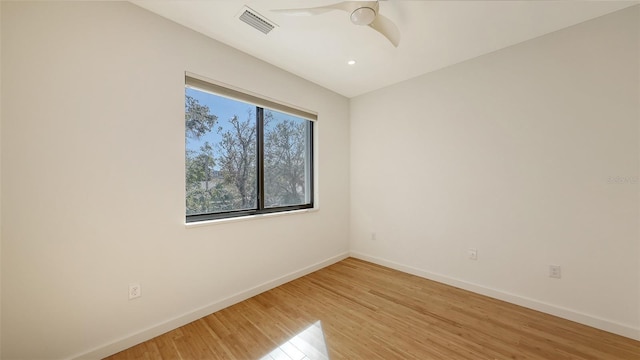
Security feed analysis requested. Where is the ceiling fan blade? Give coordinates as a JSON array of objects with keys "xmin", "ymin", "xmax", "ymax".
[
  {"xmin": 369, "ymin": 14, "xmax": 400, "ymax": 47},
  {"xmin": 271, "ymin": 1, "xmax": 377, "ymax": 16},
  {"xmin": 272, "ymin": 1, "xmax": 358, "ymax": 16},
  {"xmin": 271, "ymin": 7, "xmax": 335, "ymax": 16}
]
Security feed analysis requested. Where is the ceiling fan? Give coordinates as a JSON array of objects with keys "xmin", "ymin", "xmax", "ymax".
[{"xmin": 272, "ymin": 1, "xmax": 400, "ymax": 47}]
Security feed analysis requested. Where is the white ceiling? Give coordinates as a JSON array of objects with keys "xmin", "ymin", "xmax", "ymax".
[{"xmin": 132, "ymin": 0, "xmax": 637, "ymax": 98}]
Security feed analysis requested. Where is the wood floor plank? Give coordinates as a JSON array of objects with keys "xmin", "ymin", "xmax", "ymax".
[
  {"xmin": 149, "ymin": 333, "xmax": 181, "ymax": 360},
  {"xmin": 105, "ymin": 258, "xmax": 640, "ymax": 360}
]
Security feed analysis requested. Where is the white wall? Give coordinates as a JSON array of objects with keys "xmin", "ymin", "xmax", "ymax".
[
  {"xmin": 0, "ymin": 1, "xmax": 3, "ymax": 356},
  {"xmin": 1, "ymin": 2, "xmax": 350, "ymax": 359},
  {"xmin": 351, "ymin": 6, "xmax": 640, "ymax": 340}
]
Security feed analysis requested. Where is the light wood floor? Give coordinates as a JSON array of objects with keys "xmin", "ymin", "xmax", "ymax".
[{"xmin": 105, "ymin": 258, "xmax": 640, "ymax": 360}]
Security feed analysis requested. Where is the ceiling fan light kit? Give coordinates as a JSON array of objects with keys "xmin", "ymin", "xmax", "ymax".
[{"xmin": 273, "ymin": 0, "xmax": 400, "ymax": 47}]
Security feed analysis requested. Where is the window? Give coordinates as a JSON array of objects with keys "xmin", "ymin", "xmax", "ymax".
[{"xmin": 185, "ymin": 75, "xmax": 314, "ymax": 222}]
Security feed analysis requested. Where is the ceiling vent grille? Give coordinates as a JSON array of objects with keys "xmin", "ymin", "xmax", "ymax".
[{"xmin": 239, "ymin": 7, "xmax": 276, "ymax": 34}]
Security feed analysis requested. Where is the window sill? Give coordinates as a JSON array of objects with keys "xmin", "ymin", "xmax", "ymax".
[{"xmin": 184, "ymin": 207, "xmax": 319, "ymax": 228}]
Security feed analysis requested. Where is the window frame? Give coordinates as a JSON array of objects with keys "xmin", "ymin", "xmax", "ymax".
[{"xmin": 185, "ymin": 74, "xmax": 316, "ymax": 223}]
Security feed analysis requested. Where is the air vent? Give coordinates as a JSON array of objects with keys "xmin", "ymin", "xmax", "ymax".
[{"xmin": 239, "ymin": 7, "xmax": 276, "ymax": 34}]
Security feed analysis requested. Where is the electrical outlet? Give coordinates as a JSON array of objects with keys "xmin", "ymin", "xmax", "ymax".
[
  {"xmin": 371, "ymin": 232, "xmax": 377, "ymax": 241},
  {"xmin": 468, "ymin": 248, "xmax": 478, "ymax": 260},
  {"xmin": 129, "ymin": 283, "xmax": 141, "ymax": 300},
  {"xmin": 549, "ymin": 265, "xmax": 561, "ymax": 279}
]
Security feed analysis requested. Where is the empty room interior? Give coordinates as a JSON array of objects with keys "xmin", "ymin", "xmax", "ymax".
[{"xmin": 1, "ymin": 1, "xmax": 640, "ymax": 359}]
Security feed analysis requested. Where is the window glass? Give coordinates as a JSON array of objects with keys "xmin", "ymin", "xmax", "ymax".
[
  {"xmin": 185, "ymin": 80, "xmax": 313, "ymax": 222},
  {"xmin": 264, "ymin": 110, "xmax": 312, "ymax": 208}
]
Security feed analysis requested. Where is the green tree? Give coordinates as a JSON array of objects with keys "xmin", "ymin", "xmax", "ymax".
[
  {"xmin": 185, "ymin": 95, "xmax": 217, "ymax": 140},
  {"xmin": 186, "ymin": 143, "xmax": 215, "ymax": 214},
  {"xmin": 217, "ymin": 110, "xmax": 257, "ymax": 209},
  {"xmin": 264, "ymin": 114, "xmax": 308, "ymax": 206},
  {"xmin": 185, "ymin": 95, "xmax": 227, "ymax": 214}
]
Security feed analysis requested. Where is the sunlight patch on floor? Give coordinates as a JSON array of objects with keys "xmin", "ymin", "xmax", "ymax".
[{"xmin": 259, "ymin": 321, "xmax": 329, "ymax": 360}]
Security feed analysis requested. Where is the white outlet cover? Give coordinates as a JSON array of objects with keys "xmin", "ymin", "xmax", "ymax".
[{"xmin": 129, "ymin": 283, "xmax": 141, "ymax": 300}]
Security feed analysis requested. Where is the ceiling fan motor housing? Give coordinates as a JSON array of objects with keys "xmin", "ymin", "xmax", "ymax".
[{"xmin": 350, "ymin": 7, "xmax": 377, "ymax": 25}]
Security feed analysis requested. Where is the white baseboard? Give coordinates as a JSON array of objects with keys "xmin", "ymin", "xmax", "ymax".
[
  {"xmin": 350, "ymin": 251, "xmax": 640, "ymax": 341},
  {"xmin": 71, "ymin": 252, "xmax": 350, "ymax": 360}
]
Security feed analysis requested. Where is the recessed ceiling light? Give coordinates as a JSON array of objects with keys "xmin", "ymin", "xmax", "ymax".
[{"xmin": 347, "ymin": 60, "xmax": 356, "ymax": 65}]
